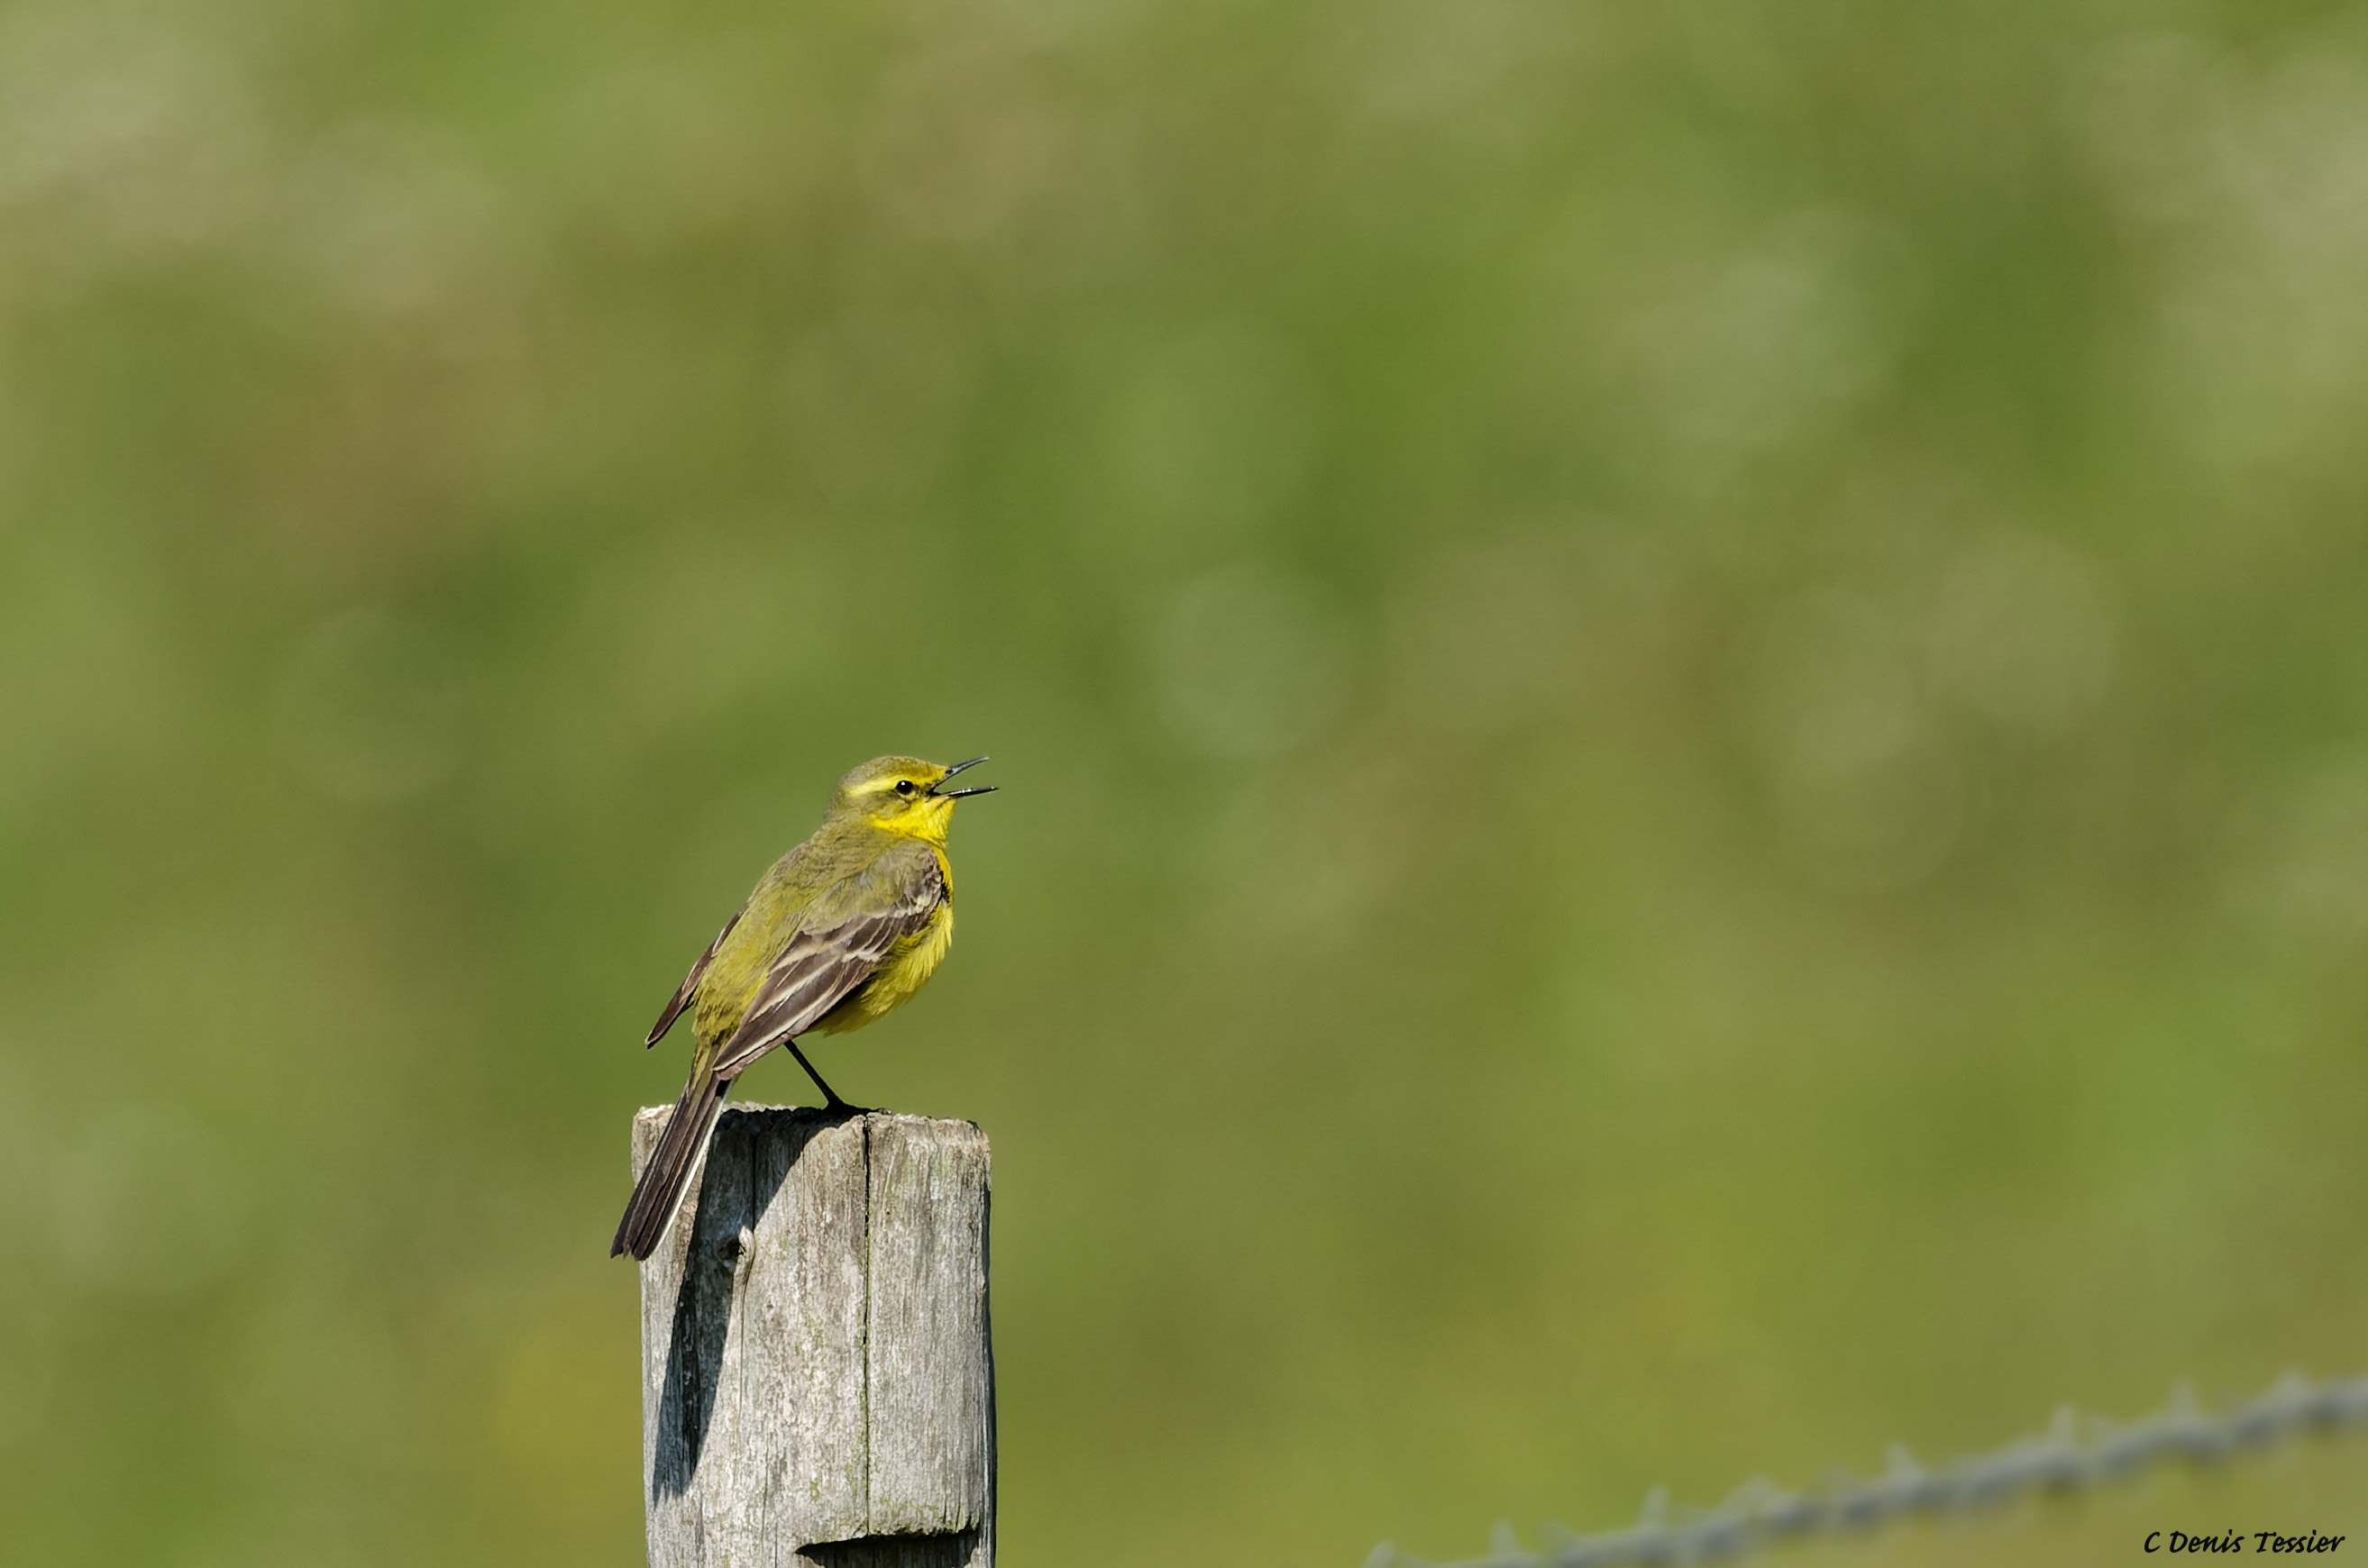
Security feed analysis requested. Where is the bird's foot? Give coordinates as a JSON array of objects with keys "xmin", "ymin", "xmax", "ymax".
[{"xmin": 816, "ymin": 1096, "xmax": 874, "ymax": 1119}]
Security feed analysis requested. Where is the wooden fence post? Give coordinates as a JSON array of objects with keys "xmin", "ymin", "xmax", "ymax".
[{"xmin": 633, "ymin": 1105, "xmax": 994, "ymax": 1568}]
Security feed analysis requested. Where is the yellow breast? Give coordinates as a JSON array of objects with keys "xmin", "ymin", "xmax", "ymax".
[{"xmin": 813, "ymin": 898, "xmax": 955, "ymax": 1035}]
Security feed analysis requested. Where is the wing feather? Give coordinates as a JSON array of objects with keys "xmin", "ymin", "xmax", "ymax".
[
  {"xmin": 646, "ymin": 908, "xmax": 743, "ymax": 1047},
  {"xmin": 708, "ymin": 845, "xmax": 945, "ymax": 1079}
]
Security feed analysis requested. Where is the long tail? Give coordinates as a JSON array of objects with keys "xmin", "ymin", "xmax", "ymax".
[{"xmin": 612, "ymin": 1067, "xmax": 731, "ymax": 1261}]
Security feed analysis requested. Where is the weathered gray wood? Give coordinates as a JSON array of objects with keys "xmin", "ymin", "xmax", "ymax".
[{"xmin": 635, "ymin": 1105, "xmax": 993, "ymax": 1568}]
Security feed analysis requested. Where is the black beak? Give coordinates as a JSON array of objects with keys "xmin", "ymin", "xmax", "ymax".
[{"xmin": 930, "ymin": 755, "xmax": 997, "ymax": 798}]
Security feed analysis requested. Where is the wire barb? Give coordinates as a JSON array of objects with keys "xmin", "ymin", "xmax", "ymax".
[{"xmin": 1370, "ymin": 1371, "xmax": 2368, "ymax": 1568}]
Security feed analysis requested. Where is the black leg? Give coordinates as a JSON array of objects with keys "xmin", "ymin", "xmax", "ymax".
[{"xmin": 785, "ymin": 1039, "xmax": 869, "ymax": 1117}]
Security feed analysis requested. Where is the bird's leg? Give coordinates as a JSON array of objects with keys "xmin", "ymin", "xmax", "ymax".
[{"xmin": 786, "ymin": 1039, "xmax": 870, "ymax": 1117}]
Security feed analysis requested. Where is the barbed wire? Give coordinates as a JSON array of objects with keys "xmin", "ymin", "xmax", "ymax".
[{"xmin": 1365, "ymin": 1370, "xmax": 2368, "ymax": 1568}]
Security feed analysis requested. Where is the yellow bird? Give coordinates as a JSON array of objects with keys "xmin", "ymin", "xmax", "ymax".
[{"xmin": 612, "ymin": 754, "xmax": 995, "ymax": 1261}]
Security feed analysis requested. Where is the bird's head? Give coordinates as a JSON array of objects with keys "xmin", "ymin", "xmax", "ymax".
[{"xmin": 828, "ymin": 754, "xmax": 996, "ymax": 841}]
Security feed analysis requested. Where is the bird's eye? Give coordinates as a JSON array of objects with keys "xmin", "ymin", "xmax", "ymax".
[{"xmin": 896, "ymin": 779, "xmax": 916, "ymax": 797}]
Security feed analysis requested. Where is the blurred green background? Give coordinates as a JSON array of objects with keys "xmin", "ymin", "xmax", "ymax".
[{"xmin": 5, "ymin": 0, "xmax": 2368, "ymax": 1563}]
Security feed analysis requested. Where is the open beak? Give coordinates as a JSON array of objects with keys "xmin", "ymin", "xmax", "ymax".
[{"xmin": 930, "ymin": 755, "xmax": 997, "ymax": 798}]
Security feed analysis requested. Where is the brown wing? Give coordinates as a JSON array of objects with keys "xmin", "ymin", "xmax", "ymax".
[
  {"xmin": 707, "ymin": 845, "xmax": 945, "ymax": 1080},
  {"xmin": 645, "ymin": 908, "xmax": 743, "ymax": 1047}
]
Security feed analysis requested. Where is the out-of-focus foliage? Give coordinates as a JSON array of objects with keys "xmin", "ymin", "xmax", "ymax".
[{"xmin": 3, "ymin": 1, "xmax": 2366, "ymax": 1563}]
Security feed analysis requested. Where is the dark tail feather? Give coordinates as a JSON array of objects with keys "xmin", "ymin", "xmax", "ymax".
[{"xmin": 613, "ymin": 1071, "xmax": 731, "ymax": 1261}]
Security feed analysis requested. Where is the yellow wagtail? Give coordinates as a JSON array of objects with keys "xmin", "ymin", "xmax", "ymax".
[{"xmin": 612, "ymin": 754, "xmax": 996, "ymax": 1261}]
